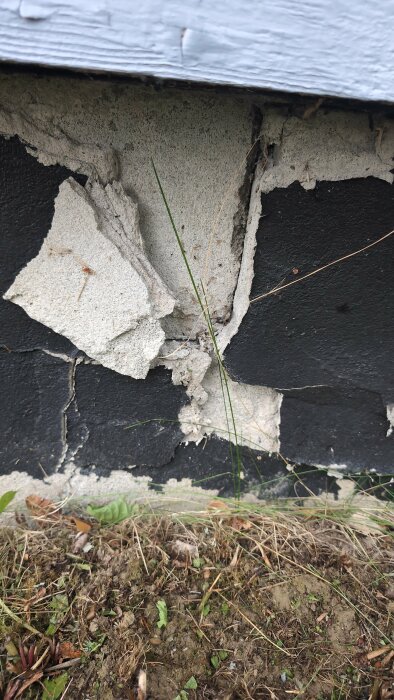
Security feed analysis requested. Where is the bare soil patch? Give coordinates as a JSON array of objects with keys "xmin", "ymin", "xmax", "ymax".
[{"xmin": 0, "ymin": 500, "xmax": 393, "ymax": 699}]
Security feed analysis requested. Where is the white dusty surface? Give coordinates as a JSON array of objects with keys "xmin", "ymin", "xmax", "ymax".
[
  {"xmin": 0, "ymin": 1, "xmax": 393, "ymax": 103},
  {"xmin": 0, "ymin": 464, "xmax": 219, "ymax": 519},
  {"xmin": 5, "ymin": 178, "xmax": 174, "ymax": 378},
  {"xmin": 0, "ymin": 72, "xmax": 253, "ymax": 337},
  {"xmin": 201, "ymin": 366, "xmax": 282, "ymax": 453}
]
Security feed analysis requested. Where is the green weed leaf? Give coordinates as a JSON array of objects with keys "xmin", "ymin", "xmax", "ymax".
[
  {"xmin": 192, "ymin": 557, "xmax": 204, "ymax": 569},
  {"xmin": 42, "ymin": 672, "xmax": 68, "ymax": 699},
  {"xmin": 184, "ymin": 676, "xmax": 198, "ymax": 690},
  {"xmin": 0, "ymin": 491, "xmax": 16, "ymax": 514},
  {"xmin": 220, "ymin": 602, "xmax": 229, "ymax": 616},
  {"xmin": 86, "ymin": 498, "xmax": 139, "ymax": 524},
  {"xmin": 210, "ymin": 655, "xmax": 219, "ymax": 669},
  {"xmin": 156, "ymin": 600, "xmax": 168, "ymax": 629},
  {"xmin": 45, "ymin": 594, "xmax": 68, "ymax": 636},
  {"xmin": 83, "ymin": 633, "xmax": 106, "ymax": 654}
]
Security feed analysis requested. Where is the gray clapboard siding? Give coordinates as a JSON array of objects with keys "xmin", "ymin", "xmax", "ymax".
[{"xmin": 0, "ymin": 0, "xmax": 393, "ymax": 102}]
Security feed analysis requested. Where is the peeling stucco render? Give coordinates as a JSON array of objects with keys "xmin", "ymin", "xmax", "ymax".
[
  {"xmin": 5, "ymin": 177, "xmax": 174, "ymax": 378},
  {"xmin": 0, "ymin": 70, "xmax": 393, "ymax": 505},
  {"xmin": 0, "ymin": 72, "xmax": 252, "ymax": 336},
  {"xmin": 260, "ymin": 109, "xmax": 394, "ymax": 193}
]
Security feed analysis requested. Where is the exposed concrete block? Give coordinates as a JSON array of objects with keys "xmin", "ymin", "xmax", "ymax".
[
  {"xmin": 200, "ymin": 366, "xmax": 281, "ymax": 453},
  {"xmin": 4, "ymin": 178, "xmax": 175, "ymax": 378},
  {"xmin": 260, "ymin": 109, "xmax": 394, "ymax": 193}
]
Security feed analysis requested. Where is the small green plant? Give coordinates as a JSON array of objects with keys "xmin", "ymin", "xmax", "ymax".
[
  {"xmin": 220, "ymin": 601, "xmax": 230, "ymax": 616},
  {"xmin": 156, "ymin": 600, "xmax": 168, "ymax": 629},
  {"xmin": 201, "ymin": 603, "xmax": 210, "ymax": 617},
  {"xmin": 46, "ymin": 594, "xmax": 68, "ymax": 636},
  {"xmin": 192, "ymin": 557, "xmax": 205, "ymax": 569},
  {"xmin": 87, "ymin": 497, "xmax": 139, "ymax": 524},
  {"xmin": 306, "ymin": 593, "xmax": 320, "ymax": 603},
  {"xmin": 42, "ymin": 673, "xmax": 69, "ymax": 700},
  {"xmin": 82, "ymin": 634, "xmax": 107, "ymax": 654},
  {"xmin": 174, "ymin": 676, "xmax": 198, "ymax": 699},
  {"xmin": 0, "ymin": 491, "xmax": 16, "ymax": 515},
  {"xmin": 280, "ymin": 668, "xmax": 294, "ymax": 682},
  {"xmin": 211, "ymin": 650, "xmax": 228, "ymax": 669}
]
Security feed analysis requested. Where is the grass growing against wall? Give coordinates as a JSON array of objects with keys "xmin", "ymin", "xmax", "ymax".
[{"xmin": 152, "ymin": 160, "xmax": 243, "ymax": 499}]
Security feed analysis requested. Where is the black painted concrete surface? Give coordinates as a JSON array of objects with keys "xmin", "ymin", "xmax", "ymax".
[
  {"xmin": 1, "ymin": 133, "xmax": 393, "ymax": 487},
  {"xmin": 225, "ymin": 178, "xmax": 394, "ymax": 473}
]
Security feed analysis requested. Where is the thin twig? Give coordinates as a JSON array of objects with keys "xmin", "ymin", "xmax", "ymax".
[
  {"xmin": 216, "ymin": 591, "xmax": 291, "ymax": 656},
  {"xmin": 133, "ymin": 523, "xmax": 149, "ymax": 575},
  {"xmin": 251, "ymin": 228, "xmax": 394, "ymax": 303},
  {"xmin": 46, "ymin": 658, "xmax": 81, "ymax": 673},
  {"xmin": 0, "ymin": 595, "xmax": 43, "ymax": 636}
]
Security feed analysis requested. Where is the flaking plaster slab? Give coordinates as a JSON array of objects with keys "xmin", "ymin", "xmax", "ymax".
[
  {"xmin": 0, "ymin": 72, "xmax": 254, "ymax": 336},
  {"xmin": 260, "ymin": 109, "xmax": 394, "ymax": 193},
  {"xmin": 4, "ymin": 178, "xmax": 175, "ymax": 378},
  {"xmin": 178, "ymin": 364, "xmax": 282, "ymax": 453}
]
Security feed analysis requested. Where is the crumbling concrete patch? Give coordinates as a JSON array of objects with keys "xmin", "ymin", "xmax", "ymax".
[
  {"xmin": 387, "ymin": 405, "xmax": 394, "ymax": 437},
  {"xmin": 260, "ymin": 108, "xmax": 394, "ymax": 193},
  {"xmin": 217, "ymin": 160, "xmax": 264, "ymax": 353},
  {"xmin": 199, "ymin": 365, "xmax": 281, "ymax": 453},
  {"xmin": 0, "ymin": 464, "xmax": 219, "ymax": 517},
  {"xmin": 4, "ymin": 178, "xmax": 175, "ymax": 378},
  {"xmin": 0, "ymin": 72, "xmax": 254, "ymax": 337},
  {"xmin": 159, "ymin": 341, "xmax": 212, "ymax": 404},
  {"xmin": 160, "ymin": 344, "xmax": 281, "ymax": 453}
]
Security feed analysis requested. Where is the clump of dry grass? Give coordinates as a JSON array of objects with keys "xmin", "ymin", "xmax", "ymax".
[{"xmin": 0, "ymin": 499, "xmax": 393, "ymax": 699}]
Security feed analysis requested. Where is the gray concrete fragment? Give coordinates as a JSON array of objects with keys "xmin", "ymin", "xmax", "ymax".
[
  {"xmin": 4, "ymin": 178, "xmax": 175, "ymax": 378},
  {"xmin": 387, "ymin": 405, "xmax": 394, "ymax": 437},
  {"xmin": 260, "ymin": 109, "xmax": 394, "ymax": 193},
  {"xmin": 0, "ymin": 73, "xmax": 253, "ymax": 336},
  {"xmin": 179, "ymin": 365, "xmax": 282, "ymax": 452}
]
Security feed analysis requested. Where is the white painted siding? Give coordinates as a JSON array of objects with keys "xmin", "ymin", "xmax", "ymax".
[{"xmin": 0, "ymin": 0, "xmax": 393, "ymax": 102}]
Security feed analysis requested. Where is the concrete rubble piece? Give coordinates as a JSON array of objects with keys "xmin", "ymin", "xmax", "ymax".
[{"xmin": 4, "ymin": 177, "xmax": 175, "ymax": 378}]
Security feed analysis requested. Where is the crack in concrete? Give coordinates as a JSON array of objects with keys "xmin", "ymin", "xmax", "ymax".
[{"xmin": 57, "ymin": 357, "xmax": 77, "ymax": 471}]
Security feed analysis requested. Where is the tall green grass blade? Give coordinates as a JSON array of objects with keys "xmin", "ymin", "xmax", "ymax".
[{"xmin": 152, "ymin": 160, "xmax": 243, "ymax": 497}]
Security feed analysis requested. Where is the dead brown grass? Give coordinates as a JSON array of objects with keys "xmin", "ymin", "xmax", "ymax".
[{"xmin": 0, "ymin": 502, "xmax": 393, "ymax": 699}]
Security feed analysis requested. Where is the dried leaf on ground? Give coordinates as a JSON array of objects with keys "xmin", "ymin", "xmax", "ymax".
[
  {"xmin": 26, "ymin": 495, "xmax": 60, "ymax": 520},
  {"xmin": 66, "ymin": 516, "xmax": 92, "ymax": 533},
  {"xmin": 59, "ymin": 642, "xmax": 81, "ymax": 660}
]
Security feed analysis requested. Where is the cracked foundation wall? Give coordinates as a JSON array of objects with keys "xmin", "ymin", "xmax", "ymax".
[{"xmin": 0, "ymin": 69, "xmax": 393, "ymax": 507}]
